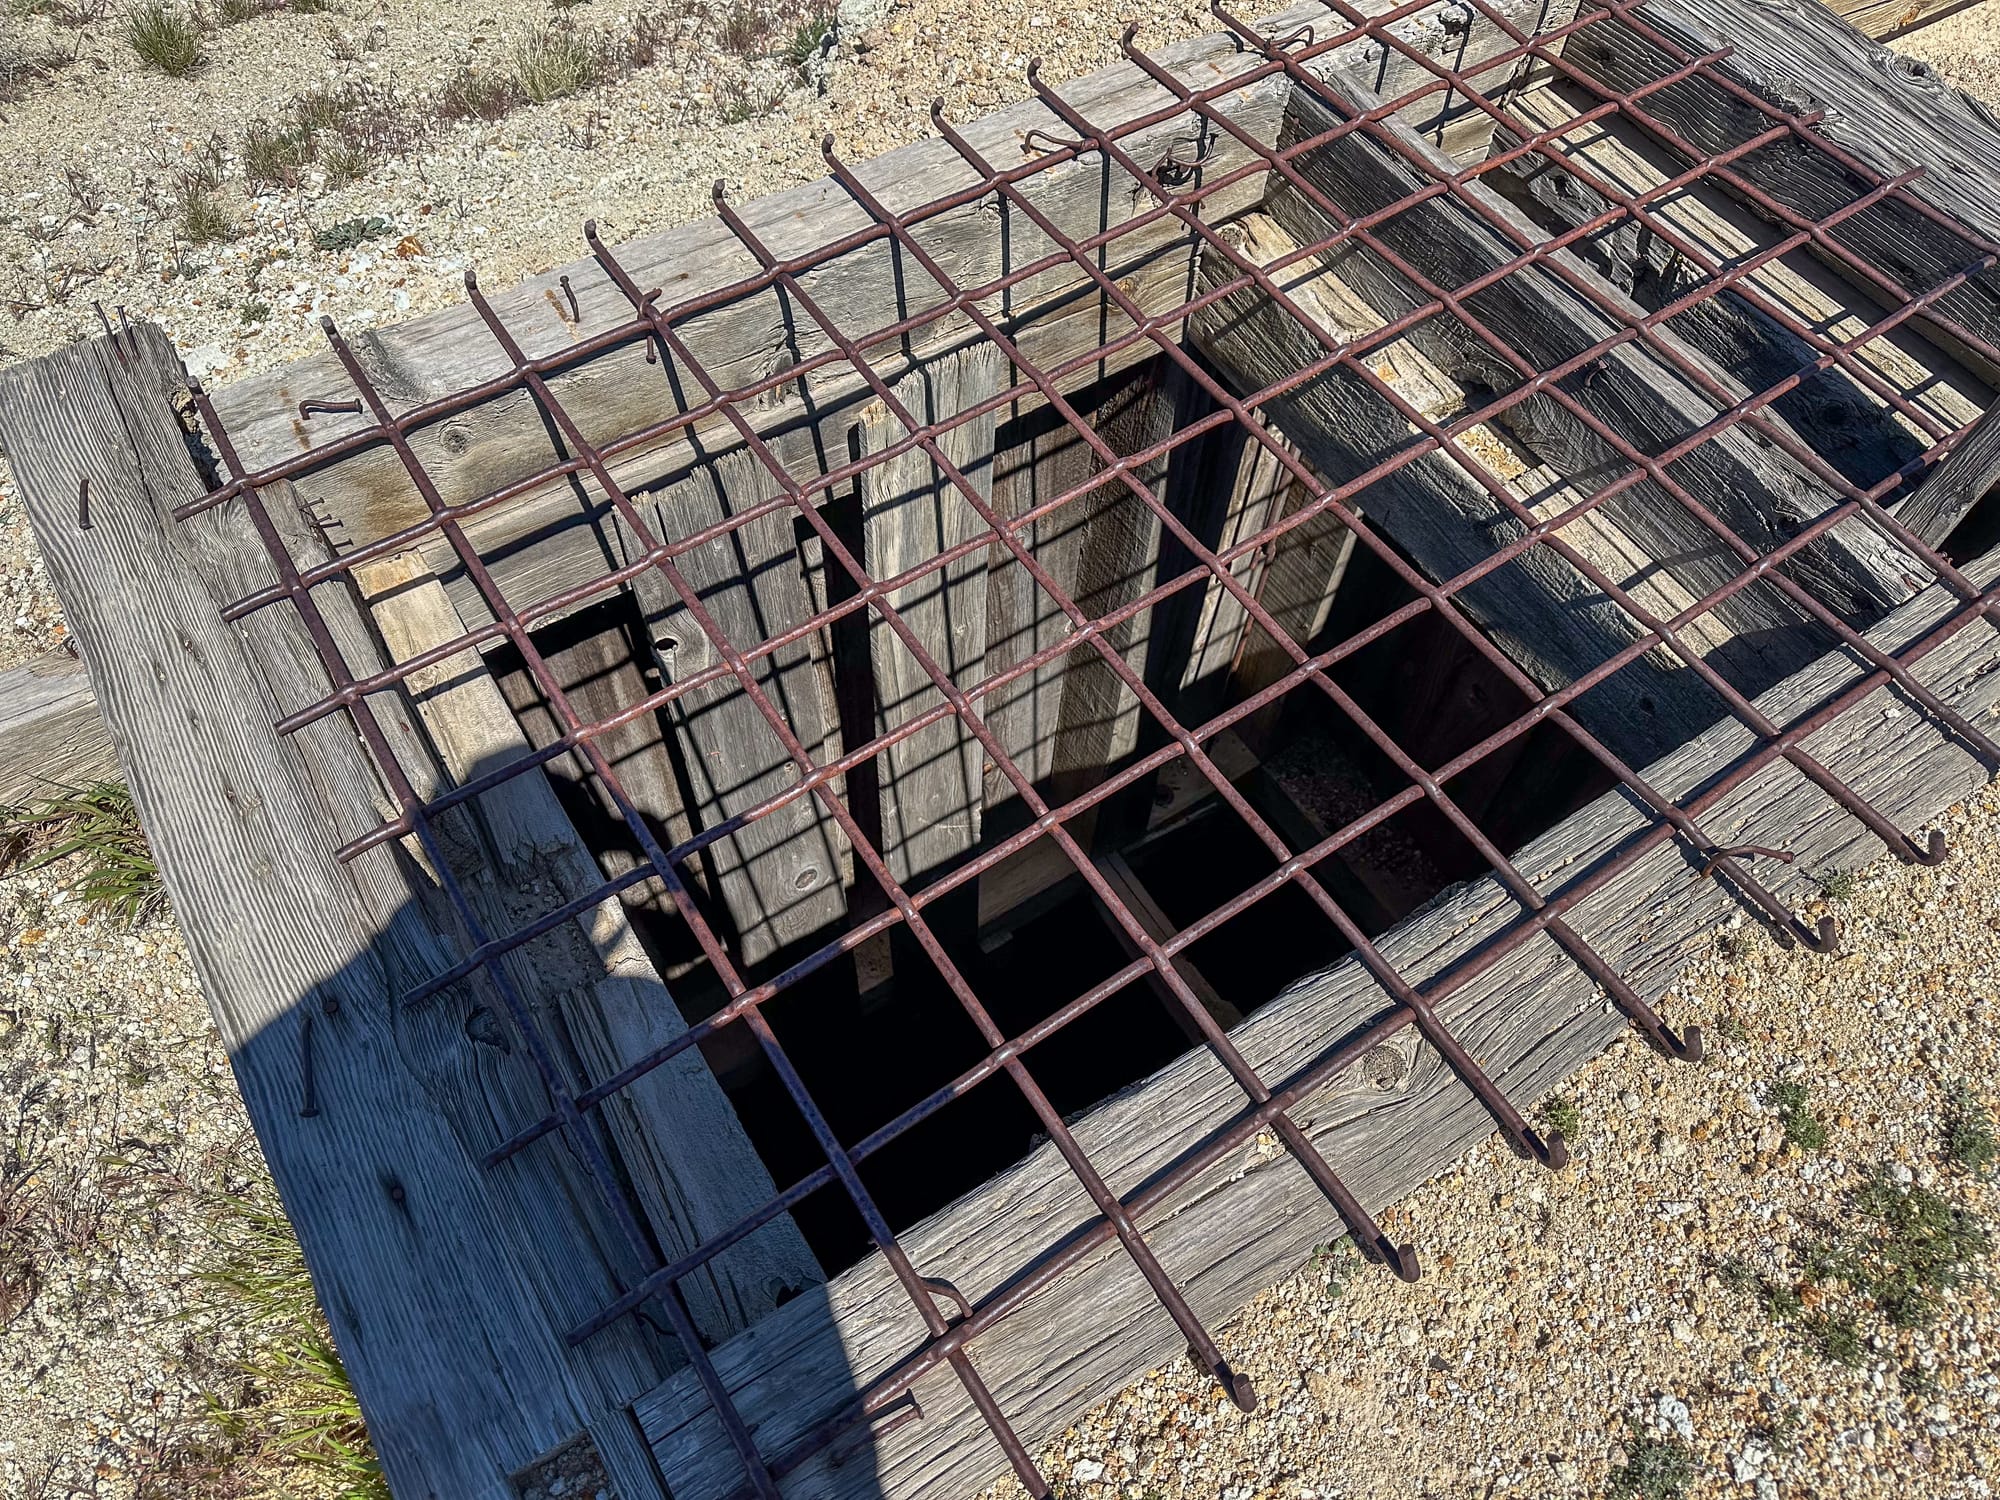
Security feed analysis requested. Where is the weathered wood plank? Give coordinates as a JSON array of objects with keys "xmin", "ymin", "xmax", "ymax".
[
  {"xmin": 1829, "ymin": 0, "xmax": 1973, "ymax": 39},
  {"xmin": 1095, "ymin": 848, "xmax": 1245, "ymax": 1032},
  {"xmin": 634, "ymin": 490, "xmax": 2000, "ymax": 1500},
  {"xmin": 1046, "ymin": 361, "xmax": 1194, "ymax": 804},
  {"xmin": 1563, "ymin": 0, "xmax": 2000, "ymax": 389},
  {"xmin": 1484, "ymin": 100, "xmax": 1937, "ymax": 494},
  {"xmin": 492, "ymin": 597, "xmax": 699, "ymax": 939},
  {"xmin": 1176, "ymin": 423, "xmax": 1305, "ymax": 709},
  {"xmin": 0, "ymin": 648, "xmax": 120, "ymax": 805},
  {"xmin": 1188, "ymin": 212, "xmax": 1721, "ymax": 764},
  {"xmin": 0, "ymin": 327, "xmax": 683, "ymax": 1499},
  {"xmin": 629, "ymin": 439, "xmax": 851, "ymax": 966},
  {"xmin": 859, "ymin": 345, "xmax": 1005, "ymax": 886},
  {"xmin": 356, "ymin": 552, "xmax": 824, "ymax": 1340},
  {"xmin": 1267, "ymin": 72, "xmax": 1932, "ymax": 694}
]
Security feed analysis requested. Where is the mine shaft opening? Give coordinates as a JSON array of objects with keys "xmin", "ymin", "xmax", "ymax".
[{"xmin": 477, "ymin": 331, "xmax": 1702, "ymax": 1276}]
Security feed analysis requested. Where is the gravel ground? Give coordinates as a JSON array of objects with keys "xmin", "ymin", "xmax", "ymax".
[
  {"xmin": 6, "ymin": 1, "xmax": 2000, "ymax": 1497},
  {"xmin": 1896, "ymin": 2, "xmax": 2000, "ymax": 102},
  {"xmin": 0, "ymin": 862, "xmax": 273, "ymax": 1498}
]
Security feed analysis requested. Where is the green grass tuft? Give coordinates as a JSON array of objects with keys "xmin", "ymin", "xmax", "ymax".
[
  {"xmin": 513, "ymin": 24, "xmax": 607, "ymax": 103},
  {"xmin": 124, "ymin": 0, "xmax": 204, "ymax": 76},
  {"xmin": 194, "ymin": 1174, "xmax": 387, "ymax": 1496},
  {"xmin": 782, "ymin": 7, "xmax": 833, "ymax": 75},
  {"xmin": 1610, "ymin": 1430, "xmax": 1694, "ymax": 1500},
  {"xmin": 0, "ymin": 781, "xmax": 166, "ymax": 926},
  {"xmin": 1544, "ymin": 1095, "xmax": 1582, "ymax": 1143},
  {"xmin": 1770, "ymin": 1078, "xmax": 1830, "ymax": 1153},
  {"xmin": 436, "ymin": 63, "xmax": 520, "ymax": 121},
  {"xmin": 178, "ymin": 186, "xmax": 235, "ymax": 244},
  {"xmin": 1815, "ymin": 866, "xmax": 1858, "ymax": 902},
  {"xmin": 1946, "ymin": 1080, "xmax": 1998, "ymax": 1176}
]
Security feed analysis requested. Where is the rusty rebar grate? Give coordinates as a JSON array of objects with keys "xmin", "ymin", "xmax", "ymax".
[{"xmin": 159, "ymin": 0, "xmax": 2000, "ymax": 1491}]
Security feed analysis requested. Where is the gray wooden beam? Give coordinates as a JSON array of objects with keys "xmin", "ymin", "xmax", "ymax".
[
  {"xmin": 205, "ymin": 0, "xmax": 1574, "ymax": 631},
  {"xmin": 1560, "ymin": 0, "xmax": 2000, "ymax": 391},
  {"xmin": 859, "ymin": 345, "xmax": 1005, "ymax": 885},
  {"xmin": 0, "ymin": 327, "xmax": 684, "ymax": 1499},
  {"xmin": 0, "ymin": 648, "xmax": 119, "ymax": 805},
  {"xmin": 1188, "ymin": 212, "xmax": 1720, "ymax": 765},
  {"xmin": 627, "ymin": 438, "xmax": 852, "ymax": 966},
  {"xmin": 1899, "ymin": 396, "xmax": 2000, "ymax": 546},
  {"xmin": 357, "ymin": 555, "xmax": 824, "ymax": 1337}
]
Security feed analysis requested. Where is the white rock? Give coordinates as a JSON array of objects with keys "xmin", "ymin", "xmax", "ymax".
[
  {"xmin": 1069, "ymin": 1458, "xmax": 1105, "ymax": 1483},
  {"xmin": 1655, "ymin": 1393, "xmax": 1694, "ymax": 1442}
]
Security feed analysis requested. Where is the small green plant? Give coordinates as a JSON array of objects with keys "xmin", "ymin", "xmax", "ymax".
[
  {"xmin": 1723, "ymin": 1170, "xmax": 1990, "ymax": 1369},
  {"xmin": 1718, "ymin": 928, "xmax": 1758, "ymax": 962},
  {"xmin": 1802, "ymin": 1310, "xmax": 1864, "ymax": 1367},
  {"xmin": 714, "ymin": 74, "xmax": 776, "ymax": 124},
  {"xmin": 1814, "ymin": 866, "xmax": 1858, "ymax": 901},
  {"xmin": 322, "ymin": 139, "xmax": 370, "ymax": 187},
  {"xmin": 1713, "ymin": 1011, "xmax": 1750, "ymax": 1046},
  {"xmin": 242, "ymin": 119, "xmax": 310, "ymax": 190},
  {"xmin": 1308, "ymin": 1239, "xmax": 1361, "ymax": 1298},
  {"xmin": 1544, "ymin": 1095, "xmax": 1582, "ymax": 1143},
  {"xmin": 1945, "ymin": 1080, "xmax": 1998, "ymax": 1176},
  {"xmin": 293, "ymin": 82, "xmax": 353, "ymax": 136},
  {"xmin": 124, "ymin": 0, "xmax": 204, "ymax": 75},
  {"xmin": 0, "ymin": 782, "xmax": 165, "ymax": 926},
  {"xmin": 1770, "ymin": 1078, "xmax": 1830, "ymax": 1153},
  {"xmin": 782, "ymin": 7, "xmax": 833, "ymax": 76},
  {"xmin": 214, "ymin": 0, "xmax": 275, "ymax": 22},
  {"xmin": 0, "ymin": 34, "xmax": 75, "ymax": 101},
  {"xmin": 512, "ymin": 23, "xmax": 606, "ymax": 103},
  {"xmin": 311, "ymin": 214, "xmax": 390, "ymax": 252},
  {"xmin": 1609, "ymin": 1429, "xmax": 1694, "ymax": 1500},
  {"xmin": 1850, "ymin": 1174, "xmax": 1990, "ymax": 1327},
  {"xmin": 435, "ymin": 64, "xmax": 519, "ymax": 121},
  {"xmin": 1901, "ymin": 1361, "xmax": 1940, "ymax": 1397},
  {"xmin": 239, "ymin": 299, "xmax": 271, "ymax": 324}
]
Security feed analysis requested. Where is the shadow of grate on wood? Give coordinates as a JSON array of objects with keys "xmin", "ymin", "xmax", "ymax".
[{"xmin": 36, "ymin": 0, "xmax": 2000, "ymax": 1494}]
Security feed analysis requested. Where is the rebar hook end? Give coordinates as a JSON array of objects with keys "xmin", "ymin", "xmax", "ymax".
[
  {"xmin": 1536, "ymin": 1128, "xmax": 1571, "ymax": 1171},
  {"xmin": 1386, "ymin": 1239, "xmax": 1421, "ymax": 1283},
  {"xmin": 1669, "ymin": 1023, "xmax": 1704, "ymax": 1064},
  {"xmin": 1223, "ymin": 1366, "xmax": 1257, "ymax": 1414}
]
